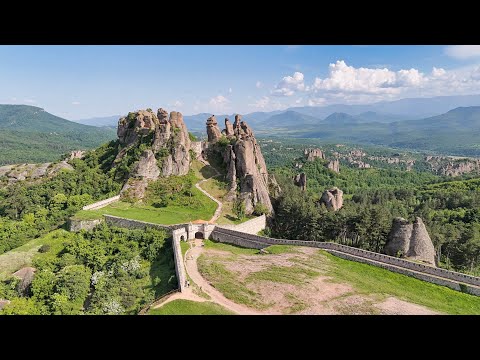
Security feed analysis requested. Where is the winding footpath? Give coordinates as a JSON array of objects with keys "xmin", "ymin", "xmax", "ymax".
[
  {"xmin": 153, "ymin": 160, "xmax": 260, "ymax": 314},
  {"xmin": 194, "ymin": 159, "xmax": 223, "ymax": 223}
]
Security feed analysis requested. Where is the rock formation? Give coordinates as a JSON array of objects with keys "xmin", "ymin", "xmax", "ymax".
[
  {"xmin": 206, "ymin": 115, "xmax": 222, "ymax": 143},
  {"xmin": 327, "ymin": 159, "xmax": 340, "ymax": 173},
  {"xmin": 320, "ymin": 187, "xmax": 343, "ymax": 211},
  {"xmin": 13, "ymin": 267, "xmax": 36, "ymax": 296},
  {"xmin": 210, "ymin": 114, "xmax": 278, "ymax": 215},
  {"xmin": 116, "ymin": 108, "xmax": 191, "ymax": 200},
  {"xmin": 384, "ymin": 217, "xmax": 436, "ymax": 266},
  {"xmin": 305, "ymin": 148, "xmax": 325, "ymax": 161},
  {"xmin": 69, "ymin": 150, "xmax": 85, "ymax": 160},
  {"xmin": 224, "ymin": 118, "xmax": 234, "ymax": 137},
  {"xmin": 293, "ymin": 173, "xmax": 307, "ymax": 191},
  {"xmin": 0, "ymin": 161, "xmax": 74, "ymax": 184},
  {"xmin": 425, "ymin": 156, "xmax": 480, "ymax": 176}
]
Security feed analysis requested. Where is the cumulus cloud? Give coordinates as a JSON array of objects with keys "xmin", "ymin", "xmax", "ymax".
[
  {"xmin": 249, "ymin": 96, "xmax": 286, "ymax": 110},
  {"xmin": 273, "ymin": 71, "xmax": 308, "ymax": 96},
  {"xmin": 311, "ymin": 60, "xmax": 427, "ymax": 94},
  {"xmin": 24, "ymin": 98, "xmax": 37, "ymax": 103},
  {"xmin": 72, "ymin": 101, "xmax": 81, "ymax": 105},
  {"xmin": 173, "ymin": 100, "xmax": 183, "ymax": 107},
  {"xmin": 445, "ymin": 45, "xmax": 480, "ymax": 60},
  {"xmin": 256, "ymin": 81, "xmax": 263, "ymax": 88},
  {"xmin": 208, "ymin": 94, "xmax": 230, "ymax": 112},
  {"xmin": 431, "ymin": 67, "xmax": 446, "ymax": 77},
  {"xmin": 228, "ymin": 87, "xmax": 233, "ymax": 94}
]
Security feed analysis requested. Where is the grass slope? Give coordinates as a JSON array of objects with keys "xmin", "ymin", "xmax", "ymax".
[
  {"xmin": 323, "ymin": 251, "xmax": 480, "ymax": 315},
  {"xmin": 197, "ymin": 240, "xmax": 480, "ymax": 314},
  {"xmin": 148, "ymin": 299, "xmax": 234, "ymax": 315},
  {"xmin": 0, "ymin": 105, "xmax": 115, "ymax": 164}
]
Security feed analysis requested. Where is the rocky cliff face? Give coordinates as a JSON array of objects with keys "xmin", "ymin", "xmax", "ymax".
[
  {"xmin": 425, "ymin": 156, "xmax": 480, "ymax": 176},
  {"xmin": 0, "ymin": 161, "xmax": 74, "ymax": 185},
  {"xmin": 327, "ymin": 159, "xmax": 340, "ymax": 173},
  {"xmin": 384, "ymin": 217, "xmax": 436, "ymax": 266},
  {"xmin": 305, "ymin": 148, "xmax": 325, "ymax": 161},
  {"xmin": 206, "ymin": 115, "xmax": 222, "ymax": 143},
  {"xmin": 293, "ymin": 173, "xmax": 307, "ymax": 191},
  {"xmin": 116, "ymin": 108, "xmax": 191, "ymax": 200},
  {"xmin": 210, "ymin": 114, "xmax": 278, "ymax": 215},
  {"xmin": 320, "ymin": 187, "xmax": 344, "ymax": 211}
]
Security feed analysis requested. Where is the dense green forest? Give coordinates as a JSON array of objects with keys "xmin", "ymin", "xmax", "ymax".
[
  {"xmin": 0, "ymin": 141, "xmax": 121, "ymax": 254},
  {"xmin": 0, "ymin": 225, "xmax": 176, "ymax": 314},
  {"xmin": 269, "ymin": 156, "xmax": 480, "ymax": 275},
  {"xmin": 0, "ymin": 105, "xmax": 116, "ymax": 164}
]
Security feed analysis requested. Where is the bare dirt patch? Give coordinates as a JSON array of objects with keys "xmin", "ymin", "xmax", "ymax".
[{"xmin": 375, "ymin": 297, "xmax": 440, "ymax": 315}]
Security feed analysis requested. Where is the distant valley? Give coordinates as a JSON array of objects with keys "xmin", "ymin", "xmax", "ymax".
[
  {"xmin": 0, "ymin": 105, "xmax": 116, "ymax": 165},
  {"xmin": 72, "ymin": 94, "xmax": 480, "ymax": 156}
]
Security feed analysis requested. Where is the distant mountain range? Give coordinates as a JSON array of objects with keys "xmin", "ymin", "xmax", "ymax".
[
  {"xmin": 0, "ymin": 105, "xmax": 116, "ymax": 164},
  {"xmin": 73, "ymin": 94, "xmax": 480, "ymax": 131}
]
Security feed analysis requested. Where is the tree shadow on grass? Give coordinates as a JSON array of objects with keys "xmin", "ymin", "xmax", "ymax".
[{"xmin": 149, "ymin": 237, "xmax": 178, "ymax": 297}]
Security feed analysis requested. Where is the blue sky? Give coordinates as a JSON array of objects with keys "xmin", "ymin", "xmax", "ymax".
[{"xmin": 1, "ymin": 45, "xmax": 480, "ymax": 120}]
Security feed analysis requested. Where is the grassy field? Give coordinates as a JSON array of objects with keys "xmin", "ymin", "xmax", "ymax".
[
  {"xmin": 323, "ymin": 251, "xmax": 480, "ymax": 315},
  {"xmin": 197, "ymin": 240, "xmax": 480, "ymax": 314},
  {"xmin": 148, "ymin": 299, "xmax": 234, "ymax": 315},
  {"xmin": 0, "ymin": 229, "xmax": 73, "ymax": 279},
  {"xmin": 73, "ymin": 194, "xmax": 216, "ymax": 225}
]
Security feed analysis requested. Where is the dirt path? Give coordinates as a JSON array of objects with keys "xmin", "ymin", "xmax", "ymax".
[
  {"xmin": 194, "ymin": 159, "xmax": 223, "ymax": 223},
  {"xmin": 184, "ymin": 239, "xmax": 261, "ymax": 315}
]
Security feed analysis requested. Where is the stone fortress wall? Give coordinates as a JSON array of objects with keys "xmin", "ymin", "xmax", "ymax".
[
  {"xmin": 72, "ymin": 213, "xmax": 480, "ymax": 296},
  {"xmin": 211, "ymin": 227, "xmax": 480, "ymax": 296},
  {"xmin": 216, "ymin": 215, "xmax": 266, "ymax": 235},
  {"xmin": 82, "ymin": 195, "xmax": 120, "ymax": 210}
]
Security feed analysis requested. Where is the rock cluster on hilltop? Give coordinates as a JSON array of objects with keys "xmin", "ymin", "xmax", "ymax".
[
  {"xmin": 320, "ymin": 187, "xmax": 344, "ymax": 211},
  {"xmin": 305, "ymin": 148, "xmax": 325, "ymax": 161},
  {"xmin": 206, "ymin": 115, "xmax": 223, "ymax": 143},
  {"xmin": 208, "ymin": 114, "xmax": 280, "ymax": 215},
  {"xmin": 327, "ymin": 159, "xmax": 340, "ymax": 173},
  {"xmin": 425, "ymin": 155, "xmax": 480, "ymax": 176},
  {"xmin": 0, "ymin": 161, "xmax": 74, "ymax": 184},
  {"xmin": 13, "ymin": 267, "xmax": 36, "ymax": 296},
  {"xmin": 384, "ymin": 217, "xmax": 436, "ymax": 266},
  {"xmin": 116, "ymin": 108, "xmax": 191, "ymax": 199},
  {"xmin": 293, "ymin": 173, "xmax": 307, "ymax": 191}
]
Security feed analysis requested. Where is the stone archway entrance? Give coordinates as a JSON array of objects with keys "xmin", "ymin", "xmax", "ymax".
[{"xmin": 195, "ymin": 231, "xmax": 204, "ymax": 239}]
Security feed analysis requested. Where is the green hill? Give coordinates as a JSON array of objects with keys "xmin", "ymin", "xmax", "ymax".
[{"xmin": 0, "ymin": 105, "xmax": 116, "ymax": 164}]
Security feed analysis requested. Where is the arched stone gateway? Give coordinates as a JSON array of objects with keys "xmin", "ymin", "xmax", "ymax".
[{"xmin": 195, "ymin": 231, "xmax": 204, "ymax": 239}]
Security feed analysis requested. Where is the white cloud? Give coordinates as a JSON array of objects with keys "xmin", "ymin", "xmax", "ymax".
[
  {"xmin": 249, "ymin": 96, "xmax": 286, "ymax": 110},
  {"xmin": 208, "ymin": 95, "xmax": 230, "ymax": 112},
  {"xmin": 72, "ymin": 101, "xmax": 81, "ymax": 105},
  {"xmin": 307, "ymin": 97, "xmax": 326, "ymax": 106},
  {"xmin": 445, "ymin": 45, "xmax": 480, "ymax": 60},
  {"xmin": 295, "ymin": 98, "xmax": 303, "ymax": 104},
  {"xmin": 228, "ymin": 87, "xmax": 233, "ymax": 94},
  {"xmin": 10, "ymin": 97, "xmax": 17, "ymax": 101},
  {"xmin": 256, "ymin": 81, "xmax": 263, "ymax": 88},
  {"xmin": 24, "ymin": 98, "xmax": 37, "ymax": 103},
  {"xmin": 312, "ymin": 60, "xmax": 425, "ymax": 94},
  {"xmin": 173, "ymin": 100, "xmax": 183, "ymax": 107},
  {"xmin": 273, "ymin": 71, "xmax": 308, "ymax": 97},
  {"xmin": 431, "ymin": 67, "xmax": 446, "ymax": 77}
]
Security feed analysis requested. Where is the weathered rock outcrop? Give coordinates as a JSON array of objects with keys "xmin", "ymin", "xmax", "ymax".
[
  {"xmin": 0, "ymin": 161, "xmax": 74, "ymax": 184},
  {"xmin": 327, "ymin": 159, "xmax": 340, "ymax": 173},
  {"xmin": 384, "ymin": 217, "xmax": 436, "ymax": 266},
  {"xmin": 320, "ymin": 187, "xmax": 343, "ymax": 211},
  {"xmin": 206, "ymin": 115, "xmax": 222, "ymax": 143},
  {"xmin": 305, "ymin": 148, "xmax": 325, "ymax": 161},
  {"xmin": 13, "ymin": 267, "xmax": 36, "ymax": 296},
  {"xmin": 425, "ymin": 156, "xmax": 480, "ymax": 176},
  {"xmin": 116, "ymin": 107, "xmax": 191, "ymax": 200},
  {"xmin": 293, "ymin": 173, "xmax": 307, "ymax": 191},
  {"xmin": 211, "ymin": 115, "xmax": 276, "ymax": 215},
  {"xmin": 224, "ymin": 118, "xmax": 234, "ymax": 137},
  {"xmin": 69, "ymin": 150, "xmax": 85, "ymax": 160}
]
